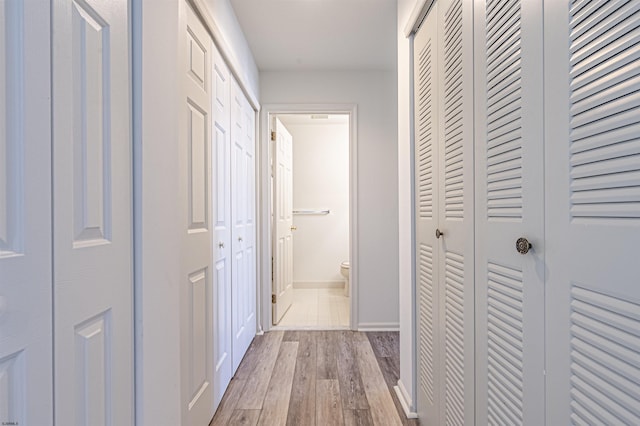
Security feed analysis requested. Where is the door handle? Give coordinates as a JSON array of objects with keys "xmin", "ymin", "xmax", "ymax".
[
  {"xmin": 435, "ymin": 229, "xmax": 444, "ymax": 239},
  {"xmin": 238, "ymin": 237, "xmax": 243, "ymax": 242},
  {"xmin": 516, "ymin": 237, "xmax": 532, "ymax": 254},
  {"xmin": 291, "ymin": 225, "xmax": 297, "ymax": 231},
  {"xmin": 218, "ymin": 242, "xmax": 224, "ymax": 249}
]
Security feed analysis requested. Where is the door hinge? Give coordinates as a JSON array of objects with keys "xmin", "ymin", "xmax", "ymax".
[
  {"xmin": 271, "ymin": 131, "xmax": 276, "ymax": 141},
  {"xmin": 272, "ymin": 294, "xmax": 276, "ymax": 304},
  {"xmin": 271, "ymin": 257, "xmax": 274, "ymax": 282}
]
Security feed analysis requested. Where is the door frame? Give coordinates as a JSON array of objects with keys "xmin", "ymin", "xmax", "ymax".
[{"xmin": 258, "ymin": 104, "xmax": 358, "ymax": 332}]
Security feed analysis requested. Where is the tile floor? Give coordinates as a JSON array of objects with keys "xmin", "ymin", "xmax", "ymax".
[{"xmin": 276, "ymin": 288, "xmax": 350, "ymax": 328}]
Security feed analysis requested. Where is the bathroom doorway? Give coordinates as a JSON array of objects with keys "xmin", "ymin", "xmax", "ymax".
[{"xmin": 268, "ymin": 111, "xmax": 354, "ymax": 329}]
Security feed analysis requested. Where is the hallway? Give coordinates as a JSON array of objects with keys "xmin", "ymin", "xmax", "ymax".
[{"xmin": 210, "ymin": 331, "xmax": 418, "ymax": 425}]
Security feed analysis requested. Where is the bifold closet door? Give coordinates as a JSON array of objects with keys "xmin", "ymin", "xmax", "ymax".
[
  {"xmin": 180, "ymin": 4, "xmax": 215, "ymax": 424},
  {"xmin": 414, "ymin": 4, "xmax": 440, "ymax": 424},
  {"xmin": 52, "ymin": 0, "xmax": 133, "ymax": 424},
  {"xmin": 545, "ymin": 1, "xmax": 640, "ymax": 423},
  {"xmin": 414, "ymin": 0, "xmax": 475, "ymax": 424},
  {"xmin": 0, "ymin": 2, "xmax": 52, "ymax": 423},
  {"xmin": 474, "ymin": 0, "xmax": 545, "ymax": 424},
  {"xmin": 230, "ymin": 80, "xmax": 257, "ymax": 372},
  {"xmin": 212, "ymin": 37, "xmax": 233, "ymax": 409}
]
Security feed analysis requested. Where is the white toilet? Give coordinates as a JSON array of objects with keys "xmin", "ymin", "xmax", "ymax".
[{"xmin": 340, "ymin": 261, "xmax": 350, "ymax": 297}]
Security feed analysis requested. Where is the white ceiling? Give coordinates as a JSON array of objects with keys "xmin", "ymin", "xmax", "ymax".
[{"xmin": 230, "ymin": 0, "xmax": 397, "ymax": 71}]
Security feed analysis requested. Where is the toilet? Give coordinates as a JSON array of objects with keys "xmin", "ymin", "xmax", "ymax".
[{"xmin": 340, "ymin": 261, "xmax": 350, "ymax": 296}]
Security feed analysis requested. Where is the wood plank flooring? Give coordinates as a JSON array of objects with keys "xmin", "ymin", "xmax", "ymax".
[{"xmin": 210, "ymin": 331, "xmax": 418, "ymax": 426}]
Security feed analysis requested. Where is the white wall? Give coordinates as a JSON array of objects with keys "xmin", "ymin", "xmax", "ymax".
[
  {"xmin": 397, "ymin": 0, "xmax": 418, "ymax": 414},
  {"xmin": 282, "ymin": 120, "xmax": 350, "ymax": 286},
  {"xmin": 261, "ymin": 71, "xmax": 399, "ymax": 328},
  {"xmin": 134, "ymin": 1, "xmax": 182, "ymax": 424}
]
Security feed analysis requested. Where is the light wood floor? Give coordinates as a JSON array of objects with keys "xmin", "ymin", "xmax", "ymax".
[{"xmin": 210, "ymin": 331, "xmax": 419, "ymax": 426}]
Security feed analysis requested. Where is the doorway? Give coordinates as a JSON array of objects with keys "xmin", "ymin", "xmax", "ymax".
[{"xmin": 260, "ymin": 105, "xmax": 358, "ymax": 331}]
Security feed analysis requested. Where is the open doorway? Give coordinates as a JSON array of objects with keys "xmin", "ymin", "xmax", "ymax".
[{"xmin": 267, "ymin": 110, "xmax": 355, "ymax": 329}]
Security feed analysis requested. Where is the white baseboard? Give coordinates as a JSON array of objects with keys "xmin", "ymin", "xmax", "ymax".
[
  {"xmin": 293, "ymin": 280, "xmax": 345, "ymax": 289},
  {"xmin": 357, "ymin": 322, "xmax": 400, "ymax": 331},
  {"xmin": 395, "ymin": 380, "xmax": 419, "ymax": 419}
]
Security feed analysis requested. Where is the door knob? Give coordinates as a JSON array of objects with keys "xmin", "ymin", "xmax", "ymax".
[
  {"xmin": 516, "ymin": 237, "xmax": 532, "ymax": 254},
  {"xmin": 291, "ymin": 225, "xmax": 297, "ymax": 231},
  {"xmin": 238, "ymin": 237, "xmax": 243, "ymax": 242},
  {"xmin": 218, "ymin": 242, "xmax": 224, "ymax": 249},
  {"xmin": 435, "ymin": 229, "xmax": 444, "ymax": 239}
]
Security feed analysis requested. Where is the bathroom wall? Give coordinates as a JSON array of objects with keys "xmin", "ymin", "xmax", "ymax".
[{"xmin": 279, "ymin": 117, "xmax": 350, "ymax": 287}]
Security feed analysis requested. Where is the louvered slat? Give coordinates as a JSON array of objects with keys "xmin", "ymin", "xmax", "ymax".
[
  {"xmin": 419, "ymin": 243, "xmax": 435, "ymax": 405},
  {"xmin": 487, "ymin": 262, "xmax": 524, "ymax": 425},
  {"xmin": 444, "ymin": 0, "xmax": 464, "ymax": 220},
  {"xmin": 445, "ymin": 250, "xmax": 465, "ymax": 425},
  {"xmin": 570, "ymin": 284, "xmax": 640, "ymax": 424},
  {"xmin": 569, "ymin": 0, "xmax": 640, "ymax": 220},
  {"xmin": 486, "ymin": 0, "xmax": 522, "ymax": 220},
  {"xmin": 417, "ymin": 41, "xmax": 434, "ymax": 219}
]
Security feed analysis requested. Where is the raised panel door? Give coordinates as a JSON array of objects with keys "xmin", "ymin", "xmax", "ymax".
[
  {"xmin": 52, "ymin": 0, "xmax": 133, "ymax": 424},
  {"xmin": 272, "ymin": 117, "xmax": 294, "ymax": 324},
  {"xmin": 0, "ymin": 2, "xmax": 52, "ymax": 424},
  {"xmin": 230, "ymin": 80, "xmax": 256, "ymax": 372},
  {"xmin": 180, "ymin": 4, "xmax": 214, "ymax": 425},
  {"xmin": 212, "ymin": 43, "xmax": 233, "ymax": 410}
]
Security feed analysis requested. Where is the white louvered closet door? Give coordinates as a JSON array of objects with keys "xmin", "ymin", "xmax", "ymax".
[
  {"xmin": 414, "ymin": 0, "xmax": 474, "ymax": 424},
  {"xmin": 545, "ymin": 1, "xmax": 640, "ymax": 424},
  {"xmin": 435, "ymin": 1, "xmax": 475, "ymax": 423},
  {"xmin": 414, "ymin": 5, "xmax": 440, "ymax": 424},
  {"xmin": 474, "ymin": 0, "xmax": 545, "ymax": 424}
]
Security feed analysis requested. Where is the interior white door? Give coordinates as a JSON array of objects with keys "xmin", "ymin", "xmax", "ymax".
[
  {"xmin": 0, "ymin": 2, "xmax": 52, "ymax": 424},
  {"xmin": 435, "ymin": 1, "xmax": 475, "ymax": 423},
  {"xmin": 180, "ymin": 4, "xmax": 215, "ymax": 425},
  {"xmin": 231, "ymin": 80, "xmax": 256, "ymax": 372},
  {"xmin": 413, "ymin": 5, "xmax": 441, "ymax": 424},
  {"xmin": 545, "ymin": 1, "xmax": 640, "ymax": 424},
  {"xmin": 474, "ymin": 0, "xmax": 546, "ymax": 424},
  {"xmin": 52, "ymin": 0, "xmax": 133, "ymax": 424},
  {"xmin": 212, "ymin": 43, "xmax": 233, "ymax": 409},
  {"xmin": 272, "ymin": 117, "xmax": 294, "ymax": 324},
  {"xmin": 414, "ymin": 1, "xmax": 475, "ymax": 423}
]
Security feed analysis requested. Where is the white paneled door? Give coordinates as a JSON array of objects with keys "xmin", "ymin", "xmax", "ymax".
[
  {"xmin": 181, "ymin": 4, "xmax": 215, "ymax": 425},
  {"xmin": 52, "ymin": 0, "xmax": 133, "ymax": 424},
  {"xmin": 231, "ymin": 80, "xmax": 257, "ymax": 372},
  {"xmin": 212, "ymin": 41, "xmax": 233, "ymax": 408},
  {"xmin": 272, "ymin": 118, "xmax": 294, "ymax": 324},
  {"xmin": 0, "ymin": 1, "xmax": 52, "ymax": 424},
  {"xmin": 545, "ymin": 1, "xmax": 640, "ymax": 424},
  {"xmin": 413, "ymin": 0, "xmax": 475, "ymax": 423},
  {"xmin": 474, "ymin": 0, "xmax": 546, "ymax": 424}
]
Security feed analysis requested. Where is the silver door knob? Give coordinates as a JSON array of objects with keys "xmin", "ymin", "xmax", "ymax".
[
  {"xmin": 238, "ymin": 237, "xmax": 243, "ymax": 242},
  {"xmin": 516, "ymin": 237, "xmax": 532, "ymax": 254},
  {"xmin": 218, "ymin": 242, "xmax": 224, "ymax": 248},
  {"xmin": 435, "ymin": 229, "xmax": 444, "ymax": 239}
]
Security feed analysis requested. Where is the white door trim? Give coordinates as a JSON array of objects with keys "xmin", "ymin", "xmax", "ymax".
[{"xmin": 258, "ymin": 104, "xmax": 358, "ymax": 332}]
